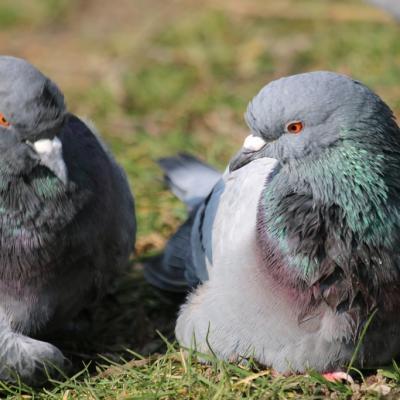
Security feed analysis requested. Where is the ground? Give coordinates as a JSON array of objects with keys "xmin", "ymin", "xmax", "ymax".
[{"xmin": 1, "ymin": 0, "xmax": 400, "ymax": 398}]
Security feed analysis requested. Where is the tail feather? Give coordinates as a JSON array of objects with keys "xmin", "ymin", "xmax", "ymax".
[
  {"xmin": 158, "ymin": 153, "xmax": 221, "ymax": 210},
  {"xmin": 145, "ymin": 153, "xmax": 221, "ymax": 292}
]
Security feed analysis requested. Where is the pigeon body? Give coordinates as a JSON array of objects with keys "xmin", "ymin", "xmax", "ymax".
[
  {"xmin": 147, "ymin": 72, "xmax": 400, "ymax": 372},
  {"xmin": 0, "ymin": 56, "xmax": 135, "ymax": 384}
]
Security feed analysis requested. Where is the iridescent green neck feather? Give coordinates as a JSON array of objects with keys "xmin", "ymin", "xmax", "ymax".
[{"xmin": 260, "ymin": 126, "xmax": 400, "ymax": 279}]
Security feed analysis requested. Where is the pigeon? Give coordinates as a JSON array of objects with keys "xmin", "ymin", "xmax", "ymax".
[
  {"xmin": 0, "ymin": 56, "xmax": 135, "ymax": 385},
  {"xmin": 145, "ymin": 71, "xmax": 400, "ymax": 374},
  {"xmin": 367, "ymin": 0, "xmax": 400, "ymax": 21}
]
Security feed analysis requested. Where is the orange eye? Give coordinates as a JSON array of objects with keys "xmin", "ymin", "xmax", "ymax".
[
  {"xmin": 0, "ymin": 113, "xmax": 10, "ymax": 128},
  {"xmin": 286, "ymin": 121, "xmax": 303, "ymax": 134}
]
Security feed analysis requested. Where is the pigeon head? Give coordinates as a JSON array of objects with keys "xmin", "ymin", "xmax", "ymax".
[
  {"xmin": 230, "ymin": 71, "xmax": 399, "ymax": 170},
  {"xmin": 0, "ymin": 56, "xmax": 68, "ymax": 183}
]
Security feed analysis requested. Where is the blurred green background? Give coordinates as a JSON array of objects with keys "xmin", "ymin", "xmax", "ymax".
[{"xmin": 1, "ymin": 0, "xmax": 398, "ymax": 256}]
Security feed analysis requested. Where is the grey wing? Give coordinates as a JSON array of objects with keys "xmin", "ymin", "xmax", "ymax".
[
  {"xmin": 185, "ymin": 177, "xmax": 226, "ymax": 286},
  {"xmin": 144, "ymin": 154, "xmax": 223, "ymax": 292},
  {"xmin": 144, "ymin": 177, "xmax": 225, "ymax": 291}
]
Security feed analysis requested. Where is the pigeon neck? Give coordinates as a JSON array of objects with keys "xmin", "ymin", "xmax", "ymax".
[
  {"xmin": 257, "ymin": 141, "xmax": 400, "ymax": 281},
  {"xmin": 0, "ymin": 166, "xmax": 69, "ymax": 231}
]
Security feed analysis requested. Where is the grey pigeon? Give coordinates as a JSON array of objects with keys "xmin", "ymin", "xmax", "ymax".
[
  {"xmin": 367, "ymin": 0, "xmax": 400, "ymax": 21},
  {"xmin": 145, "ymin": 71, "xmax": 400, "ymax": 373},
  {"xmin": 0, "ymin": 56, "xmax": 135, "ymax": 385}
]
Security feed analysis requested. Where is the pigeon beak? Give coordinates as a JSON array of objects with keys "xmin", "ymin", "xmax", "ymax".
[
  {"xmin": 229, "ymin": 134, "xmax": 270, "ymax": 171},
  {"xmin": 32, "ymin": 137, "xmax": 68, "ymax": 184}
]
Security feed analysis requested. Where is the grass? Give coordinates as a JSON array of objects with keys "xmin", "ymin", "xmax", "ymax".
[
  {"xmin": 3, "ymin": 346, "xmax": 400, "ymax": 399},
  {"xmin": 2, "ymin": 0, "xmax": 400, "ymax": 397}
]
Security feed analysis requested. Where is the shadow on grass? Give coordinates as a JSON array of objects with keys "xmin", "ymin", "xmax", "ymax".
[{"xmin": 47, "ymin": 258, "xmax": 185, "ymax": 375}]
